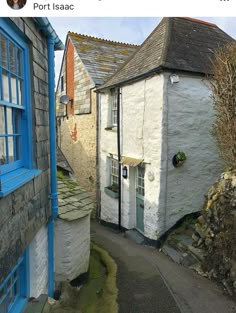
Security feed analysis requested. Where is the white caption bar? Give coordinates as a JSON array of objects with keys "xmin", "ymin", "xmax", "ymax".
[{"xmin": 1, "ymin": 0, "xmax": 236, "ymax": 17}]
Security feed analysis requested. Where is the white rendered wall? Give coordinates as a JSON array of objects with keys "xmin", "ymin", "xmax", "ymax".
[
  {"xmin": 100, "ymin": 92, "xmax": 119, "ymax": 224},
  {"xmin": 100, "ymin": 75, "xmax": 164, "ymax": 239},
  {"xmin": 54, "ymin": 215, "xmax": 90, "ymax": 283},
  {"xmin": 29, "ymin": 225, "xmax": 48, "ymax": 298},
  {"xmin": 164, "ymin": 73, "xmax": 222, "ymax": 231}
]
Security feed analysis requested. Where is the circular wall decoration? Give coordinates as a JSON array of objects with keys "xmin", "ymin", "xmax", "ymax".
[{"xmin": 148, "ymin": 171, "xmax": 155, "ymax": 181}]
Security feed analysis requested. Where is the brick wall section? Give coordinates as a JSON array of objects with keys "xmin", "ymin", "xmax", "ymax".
[
  {"xmin": 56, "ymin": 46, "xmax": 97, "ymax": 198},
  {"xmin": 0, "ymin": 17, "xmax": 50, "ymax": 284},
  {"xmin": 66, "ymin": 39, "xmax": 74, "ymax": 116}
]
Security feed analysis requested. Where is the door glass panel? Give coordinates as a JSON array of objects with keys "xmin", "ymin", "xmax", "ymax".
[{"xmin": 136, "ymin": 165, "xmax": 145, "ymax": 197}]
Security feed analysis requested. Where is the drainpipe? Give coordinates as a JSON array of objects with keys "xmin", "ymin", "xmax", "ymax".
[
  {"xmin": 96, "ymin": 90, "xmax": 101, "ymax": 219},
  {"xmin": 47, "ymin": 36, "xmax": 58, "ymax": 298},
  {"xmin": 117, "ymin": 88, "xmax": 122, "ymax": 230}
]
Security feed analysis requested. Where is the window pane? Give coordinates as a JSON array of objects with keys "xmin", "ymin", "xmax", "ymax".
[
  {"xmin": 2, "ymin": 70, "xmax": 9, "ymax": 102},
  {"xmin": 18, "ymin": 79, "xmax": 23, "ymax": 105},
  {"xmin": 0, "ymin": 106, "xmax": 5, "ymax": 134},
  {"xmin": 0, "ymin": 137, "xmax": 6, "ymax": 164},
  {"xmin": 11, "ymin": 75, "xmax": 17, "ymax": 104},
  {"xmin": 7, "ymin": 107, "xmax": 13, "ymax": 134},
  {"xmin": 8, "ymin": 137, "xmax": 14, "ymax": 162},
  {"xmin": 1, "ymin": 35, "xmax": 7, "ymax": 69},
  {"xmin": 9, "ymin": 42, "xmax": 16, "ymax": 74},
  {"xmin": 14, "ymin": 110, "xmax": 21, "ymax": 133},
  {"xmin": 15, "ymin": 135, "xmax": 21, "ymax": 160},
  {"xmin": 16, "ymin": 49, "xmax": 22, "ymax": 77}
]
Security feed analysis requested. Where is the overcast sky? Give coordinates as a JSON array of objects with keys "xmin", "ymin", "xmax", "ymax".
[{"xmin": 49, "ymin": 17, "xmax": 236, "ymax": 84}]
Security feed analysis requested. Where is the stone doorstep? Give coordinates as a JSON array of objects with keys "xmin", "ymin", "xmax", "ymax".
[
  {"xmin": 23, "ymin": 294, "xmax": 49, "ymax": 313},
  {"xmin": 125, "ymin": 229, "xmax": 145, "ymax": 245}
]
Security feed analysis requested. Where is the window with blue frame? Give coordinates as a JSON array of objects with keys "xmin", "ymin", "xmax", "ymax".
[
  {"xmin": 0, "ymin": 251, "xmax": 28, "ymax": 313},
  {"xmin": 0, "ymin": 32, "xmax": 23, "ymax": 171},
  {"xmin": 0, "ymin": 19, "xmax": 40, "ymax": 197}
]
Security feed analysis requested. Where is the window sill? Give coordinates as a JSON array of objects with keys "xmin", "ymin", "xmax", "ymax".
[
  {"xmin": 105, "ymin": 126, "xmax": 117, "ymax": 132},
  {"xmin": 0, "ymin": 168, "xmax": 42, "ymax": 198},
  {"xmin": 104, "ymin": 186, "xmax": 119, "ymax": 199}
]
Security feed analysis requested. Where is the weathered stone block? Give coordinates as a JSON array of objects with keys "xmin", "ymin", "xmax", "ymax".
[
  {"xmin": 35, "ymin": 109, "xmax": 49, "ymax": 126},
  {"xmin": 36, "ymin": 126, "xmax": 49, "ymax": 142},
  {"xmin": 0, "ymin": 194, "xmax": 12, "ymax": 227},
  {"xmin": 34, "ymin": 92, "xmax": 49, "ymax": 111},
  {"xmin": 33, "ymin": 62, "xmax": 48, "ymax": 83}
]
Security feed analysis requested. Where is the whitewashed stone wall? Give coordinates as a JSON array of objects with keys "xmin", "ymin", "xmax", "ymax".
[
  {"xmin": 100, "ymin": 72, "xmax": 222, "ymax": 241},
  {"xmin": 100, "ymin": 75, "xmax": 164, "ymax": 239},
  {"xmin": 164, "ymin": 73, "xmax": 222, "ymax": 232},
  {"xmin": 54, "ymin": 215, "xmax": 90, "ymax": 283},
  {"xmin": 100, "ymin": 92, "xmax": 119, "ymax": 224},
  {"xmin": 29, "ymin": 225, "xmax": 48, "ymax": 298}
]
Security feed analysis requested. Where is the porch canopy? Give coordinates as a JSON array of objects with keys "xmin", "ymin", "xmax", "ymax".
[{"xmin": 121, "ymin": 156, "xmax": 143, "ymax": 167}]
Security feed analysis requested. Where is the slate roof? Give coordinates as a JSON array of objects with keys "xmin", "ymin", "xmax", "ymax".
[
  {"xmin": 100, "ymin": 17, "xmax": 234, "ymax": 89},
  {"xmin": 68, "ymin": 32, "xmax": 139, "ymax": 85}
]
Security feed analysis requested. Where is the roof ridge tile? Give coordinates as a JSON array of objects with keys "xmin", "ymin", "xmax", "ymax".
[{"xmin": 68, "ymin": 31, "xmax": 139, "ymax": 47}]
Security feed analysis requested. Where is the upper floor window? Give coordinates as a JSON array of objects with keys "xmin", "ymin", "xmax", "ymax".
[
  {"xmin": 61, "ymin": 75, "xmax": 64, "ymax": 92},
  {"xmin": 111, "ymin": 89, "xmax": 118, "ymax": 127},
  {"xmin": 0, "ymin": 19, "xmax": 39, "ymax": 197}
]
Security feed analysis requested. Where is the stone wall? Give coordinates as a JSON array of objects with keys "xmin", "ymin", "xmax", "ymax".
[
  {"xmin": 0, "ymin": 18, "xmax": 50, "ymax": 285},
  {"xmin": 165, "ymin": 73, "xmax": 222, "ymax": 233},
  {"xmin": 56, "ymin": 45, "xmax": 97, "ymax": 197},
  {"xmin": 54, "ymin": 215, "xmax": 90, "ymax": 283},
  {"xmin": 29, "ymin": 225, "xmax": 48, "ymax": 298}
]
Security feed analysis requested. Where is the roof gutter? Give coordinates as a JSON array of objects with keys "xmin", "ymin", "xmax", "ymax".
[
  {"xmin": 97, "ymin": 66, "xmax": 209, "ymax": 92},
  {"xmin": 33, "ymin": 17, "xmax": 64, "ymax": 51}
]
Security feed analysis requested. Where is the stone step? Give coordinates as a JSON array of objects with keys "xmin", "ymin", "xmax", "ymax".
[
  {"xmin": 162, "ymin": 243, "xmax": 199, "ymax": 267},
  {"xmin": 23, "ymin": 294, "xmax": 50, "ymax": 313},
  {"xmin": 125, "ymin": 229, "xmax": 145, "ymax": 245}
]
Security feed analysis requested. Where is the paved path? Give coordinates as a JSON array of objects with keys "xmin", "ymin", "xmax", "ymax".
[
  {"xmin": 91, "ymin": 222, "xmax": 181, "ymax": 313},
  {"xmin": 91, "ymin": 222, "xmax": 236, "ymax": 313}
]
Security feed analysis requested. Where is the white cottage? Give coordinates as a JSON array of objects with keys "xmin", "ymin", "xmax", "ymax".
[{"xmin": 98, "ymin": 17, "xmax": 234, "ymax": 241}]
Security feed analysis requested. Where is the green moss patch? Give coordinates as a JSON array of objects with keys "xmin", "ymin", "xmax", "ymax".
[{"xmin": 78, "ymin": 242, "xmax": 118, "ymax": 313}]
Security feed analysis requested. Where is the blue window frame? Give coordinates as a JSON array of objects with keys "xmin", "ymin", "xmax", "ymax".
[
  {"xmin": 0, "ymin": 19, "xmax": 40, "ymax": 197},
  {"xmin": 0, "ymin": 250, "xmax": 29, "ymax": 313}
]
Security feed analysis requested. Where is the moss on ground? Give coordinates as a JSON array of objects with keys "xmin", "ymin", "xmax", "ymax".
[{"xmin": 78, "ymin": 242, "xmax": 118, "ymax": 313}]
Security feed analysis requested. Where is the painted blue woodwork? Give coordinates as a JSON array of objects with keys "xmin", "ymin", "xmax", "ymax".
[
  {"xmin": 0, "ymin": 18, "xmax": 34, "ymax": 196},
  {"xmin": 0, "ymin": 168, "xmax": 41, "ymax": 197},
  {"xmin": 0, "ymin": 249, "xmax": 29, "ymax": 313},
  {"xmin": 136, "ymin": 165, "xmax": 145, "ymax": 233},
  {"xmin": 47, "ymin": 35, "xmax": 58, "ymax": 298}
]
